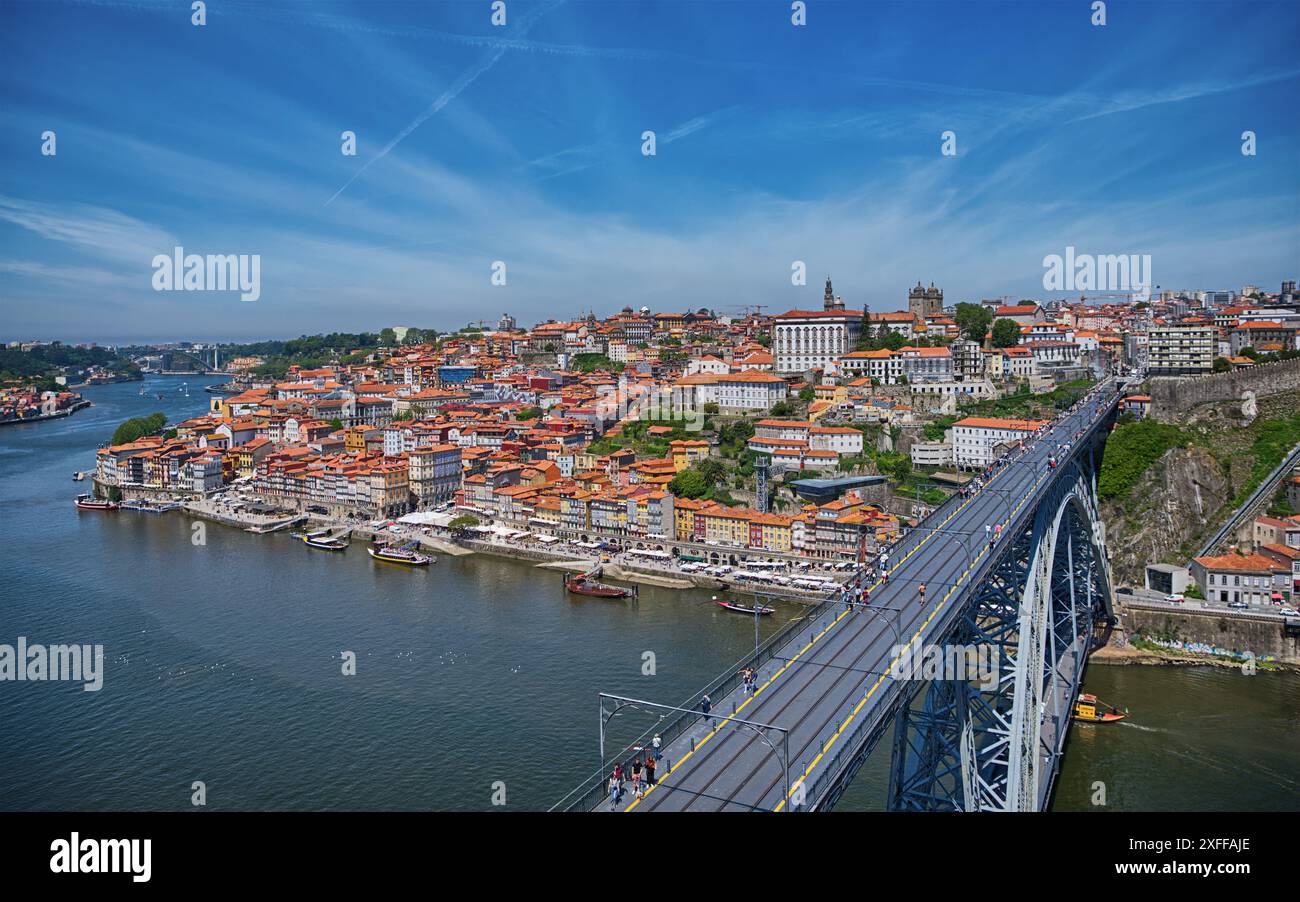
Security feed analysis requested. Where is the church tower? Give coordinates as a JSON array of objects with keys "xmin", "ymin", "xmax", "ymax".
[{"xmin": 824, "ymin": 276, "xmax": 844, "ymax": 311}]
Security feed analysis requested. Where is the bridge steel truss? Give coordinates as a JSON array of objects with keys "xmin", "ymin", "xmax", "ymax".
[{"xmin": 883, "ymin": 452, "xmax": 1115, "ymax": 812}]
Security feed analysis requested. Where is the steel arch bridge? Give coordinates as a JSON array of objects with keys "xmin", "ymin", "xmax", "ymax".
[
  {"xmin": 559, "ymin": 382, "xmax": 1126, "ymax": 814},
  {"xmin": 886, "ymin": 462, "xmax": 1114, "ymax": 811}
]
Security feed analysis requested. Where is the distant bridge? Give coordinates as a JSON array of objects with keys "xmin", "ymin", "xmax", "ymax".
[{"xmin": 558, "ymin": 383, "xmax": 1123, "ymax": 812}]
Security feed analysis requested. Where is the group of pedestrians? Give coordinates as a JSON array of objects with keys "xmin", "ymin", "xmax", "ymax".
[
  {"xmin": 738, "ymin": 666, "xmax": 759, "ymax": 694},
  {"xmin": 607, "ymin": 736, "xmax": 663, "ymax": 809},
  {"xmin": 841, "ymin": 581, "xmax": 868, "ymax": 611}
]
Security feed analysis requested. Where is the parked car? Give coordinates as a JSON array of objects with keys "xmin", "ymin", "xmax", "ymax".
[
  {"xmin": 1278, "ymin": 607, "xmax": 1299, "ymax": 617},
  {"xmin": 1165, "ymin": 594, "xmax": 1185, "ymax": 604},
  {"xmin": 1228, "ymin": 601, "xmax": 1249, "ymax": 610}
]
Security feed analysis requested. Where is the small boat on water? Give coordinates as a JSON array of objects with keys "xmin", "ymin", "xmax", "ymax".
[
  {"xmin": 565, "ymin": 573, "xmax": 633, "ymax": 598},
  {"xmin": 1072, "ymin": 693, "xmax": 1128, "ymax": 723},
  {"xmin": 302, "ymin": 534, "xmax": 348, "ymax": 551},
  {"xmin": 122, "ymin": 500, "xmax": 167, "ymax": 513},
  {"xmin": 74, "ymin": 493, "xmax": 118, "ymax": 511},
  {"xmin": 715, "ymin": 598, "xmax": 775, "ymax": 616},
  {"xmin": 72, "ymin": 471, "xmax": 85, "ymax": 482},
  {"xmin": 367, "ymin": 544, "xmax": 431, "ymax": 566}
]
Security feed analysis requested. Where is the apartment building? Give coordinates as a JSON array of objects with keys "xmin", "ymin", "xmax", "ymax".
[{"xmin": 1148, "ymin": 324, "xmax": 1215, "ymax": 375}]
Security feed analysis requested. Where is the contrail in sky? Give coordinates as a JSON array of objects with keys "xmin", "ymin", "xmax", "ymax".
[{"xmin": 326, "ymin": 0, "xmax": 566, "ymax": 206}]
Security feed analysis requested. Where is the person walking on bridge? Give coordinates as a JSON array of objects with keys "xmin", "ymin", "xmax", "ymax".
[
  {"xmin": 609, "ymin": 772, "xmax": 621, "ymax": 810},
  {"xmin": 652, "ymin": 733, "xmax": 662, "ymax": 761},
  {"xmin": 645, "ymin": 755, "xmax": 657, "ymax": 787},
  {"xmin": 701, "ymin": 693, "xmax": 713, "ymax": 725},
  {"xmin": 918, "ymin": 582, "xmax": 926, "ymax": 604}
]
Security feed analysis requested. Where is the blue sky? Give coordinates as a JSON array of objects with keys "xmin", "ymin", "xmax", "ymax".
[{"xmin": 1, "ymin": 0, "xmax": 1298, "ymax": 343}]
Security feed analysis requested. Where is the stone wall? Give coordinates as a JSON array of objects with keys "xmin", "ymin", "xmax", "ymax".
[
  {"xmin": 1117, "ymin": 603, "xmax": 1300, "ymax": 665},
  {"xmin": 1148, "ymin": 357, "xmax": 1300, "ymax": 423}
]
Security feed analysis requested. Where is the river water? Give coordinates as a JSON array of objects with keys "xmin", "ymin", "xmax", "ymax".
[{"xmin": 2, "ymin": 376, "xmax": 1296, "ymax": 811}]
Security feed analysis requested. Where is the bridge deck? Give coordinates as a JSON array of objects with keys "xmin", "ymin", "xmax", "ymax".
[{"xmin": 598, "ymin": 384, "xmax": 1120, "ymax": 812}]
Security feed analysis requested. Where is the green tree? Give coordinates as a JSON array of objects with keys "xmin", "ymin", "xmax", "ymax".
[
  {"xmin": 798, "ymin": 387, "xmax": 816, "ymax": 403},
  {"xmin": 448, "ymin": 514, "xmax": 480, "ymax": 535},
  {"xmin": 110, "ymin": 412, "xmax": 167, "ymax": 445},
  {"xmin": 955, "ymin": 302, "xmax": 993, "ymax": 343},
  {"xmin": 328, "ymin": 418, "xmax": 344, "ymax": 431},
  {"xmin": 891, "ymin": 455, "xmax": 913, "ymax": 483},
  {"xmin": 669, "ymin": 468, "xmax": 708, "ymax": 499},
  {"xmin": 1212, "ymin": 357, "xmax": 1230, "ymax": 373},
  {"xmin": 990, "ymin": 318, "xmax": 1021, "ymax": 348},
  {"xmin": 516, "ymin": 406, "xmax": 542, "ymax": 420},
  {"xmin": 378, "ymin": 328, "xmax": 398, "ymax": 346}
]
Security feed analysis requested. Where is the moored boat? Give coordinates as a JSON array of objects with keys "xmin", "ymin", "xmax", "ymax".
[
  {"xmin": 565, "ymin": 573, "xmax": 633, "ymax": 598},
  {"xmin": 122, "ymin": 500, "xmax": 167, "ymax": 513},
  {"xmin": 74, "ymin": 493, "xmax": 118, "ymax": 511},
  {"xmin": 72, "ymin": 471, "xmax": 85, "ymax": 481},
  {"xmin": 1072, "ymin": 693, "xmax": 1128, "ymax": 723},
  {"xmin": 716, "ymin": 598, "xmax": 775, "ymax": 616},
  {"xmin": 367, "ymin": 544, "xmax": 431, "ymax": 565},
  {"xmin": 303, "ymin": 534, "xmax": 349, "ymax": 551}
]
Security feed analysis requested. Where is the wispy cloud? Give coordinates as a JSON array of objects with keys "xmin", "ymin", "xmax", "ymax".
[
  {"xmin": 324, "ymin": 0, "xmax": 566, "ymax": 206},
  {"xmin": 0, "ymin": 195, "xmax": 175, "ymax": 264},
  {"xmin": 1066, "ymin": 66, "xmax": 1300, "ymax": 122}
]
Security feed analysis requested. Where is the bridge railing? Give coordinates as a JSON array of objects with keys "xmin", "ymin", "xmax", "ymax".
[{"xmin": 553, "ymin": 593, "xmax": 843, "ymax": 812}]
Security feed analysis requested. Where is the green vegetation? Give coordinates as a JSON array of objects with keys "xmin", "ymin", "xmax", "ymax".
[
  {"xmin": 571, "ymin": 353, "xmax": 622, "ymax": 373},
  {"xmin": 856, "ymin": 324, "xmax": 906, "ymax": 352},
  {"xmin": 0, "ymin": 342, "xmax": 138, "ymax": 388},
  {"xmin": 716, "ymin": 418, "xmax": 754, "ymax": 458},
  {"xmin": 515, "ymin": 406, "xmax": 542, "ymax": 420},
  {"xmin": 958, "ymin": 379, "xmax": 1094, "ymax": 421},
  {"xmin": 448, "ymin": 514, "xmax": 480, "ymax": 535},
  {"xmin": 1230, "ymin": 412, "xmax": 1300, "ymax": 509},
  {"xmin": 922, "ymin": 415, "xmax": 957, "ymax": 442},
  {"xmin": 669, "ymin": 458, "xmax": 729, "ymax": 501},
  {"xmin": 954, "ymin": 302, "xmax": 993, "ymax": 343},
  {"xmin": 110, "ymin": 412, "xmax": 167, "ymax": 446},
  {"xmin": 587, "ymin": 418, "xmax": 694, "ymax": 458},
  {"xmin": 224, "ymin": 331, "xmax": 387, "ymax": 365},
  {"xmin": 1098, "ymin": 420, "xmax": 1186, "ymax": 501},
  {"xmin": 990, "ymin": 318, "xmax": 1021, "ymax": 348}
]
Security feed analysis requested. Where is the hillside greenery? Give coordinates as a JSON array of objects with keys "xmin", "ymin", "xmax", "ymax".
[
  {"xmin": 110, "ymin": 412, "xmax": 168, "ymax": 446},
  {"xmin": 1098, "ymin": 420, "xmax": 1187, "ymax": 501}
]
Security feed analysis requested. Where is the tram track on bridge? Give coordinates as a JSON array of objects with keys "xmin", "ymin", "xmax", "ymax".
[
  {"xmin": 633, "ymin": 461, "xmax": 1036, "ymax": 812},
  {"xmin": 616, "ymin": 395, "xmax": 1114, "ymax": 813},
  {"xmin": 698, "ymin": 478, "xmax": 1030, "ymax": 812}
]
